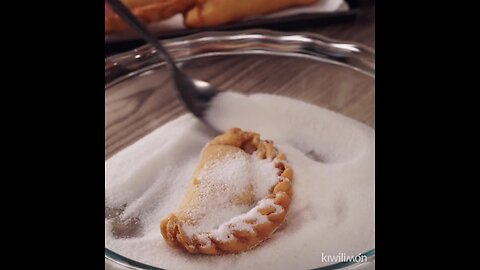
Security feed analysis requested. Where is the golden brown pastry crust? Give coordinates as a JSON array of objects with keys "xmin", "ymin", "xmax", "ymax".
[
  {"xmin": 184, "ymin": 0, "xmax": 319, "ymax": 28},
  {"xmin": 105, "ymin": 0, "xmax": 195, "ymax": 32},
  {"xmin": 160, "ymin": 128, "xmax": 293, "ymax": 254},
  {"xmin": 106, "ymin": 0, "xmax": 319, "ymax": 32}
]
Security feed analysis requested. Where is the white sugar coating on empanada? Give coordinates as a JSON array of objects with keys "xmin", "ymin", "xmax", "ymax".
[
  {"xmin": 208, "ymin": 198, "xmax": 284, "ymax": 242},
  {"xmin": 198, "ymin": 151, "xmax": 280, "ymax": 201},
  {"xmin": 181, "ymin": 151, "xmax": 281, "ymax": 237}
]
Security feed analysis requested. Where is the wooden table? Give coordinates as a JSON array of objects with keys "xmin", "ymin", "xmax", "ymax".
[{"xmin": 105, "ymin": 5, "xmax": 375, "ymax": 159}]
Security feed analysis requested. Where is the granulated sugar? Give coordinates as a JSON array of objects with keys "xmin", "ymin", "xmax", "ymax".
[
  {"xmin": 198, "ymin": 151, "xmax": 280, "ymax": 201},
  {"xmin": 181, "ymin": 151, "xmax": 280, "ymax": 238},
  {"xmin": 105, "ymin": 92, "xmax": 374, "ymax": 270}
]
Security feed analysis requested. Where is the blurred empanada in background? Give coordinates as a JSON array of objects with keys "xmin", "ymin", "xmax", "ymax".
[
  {"xmin": 105, "ymin": 0, "xmax": 320, "ymax": 32},
  {"xmin": 184, "ymin": 0, "xmax": 319, "ymax": 28},
  {"xmin": 105, "ymin": 0, "xmax": 195, "ymax": 32}
]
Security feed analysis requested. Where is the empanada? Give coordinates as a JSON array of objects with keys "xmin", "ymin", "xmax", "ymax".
[
  {"xmin": 160, "ymin": 128, "xmax": 293, "ymax": 254},
  {"xmin": 185, "ymin": 0, "xmax": 319, "ymax": 28},
  {"xmin": 105, "ymin": 0, "xmax": 195, "ymax": 32}
]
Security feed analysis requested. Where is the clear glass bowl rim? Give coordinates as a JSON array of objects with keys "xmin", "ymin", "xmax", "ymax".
[{"xmin": 105, "ymin": 28, "xmax": 375, "ymax": 270}]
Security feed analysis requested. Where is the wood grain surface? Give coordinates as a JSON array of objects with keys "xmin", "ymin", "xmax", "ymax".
[{"xmin": 105, "ymin": 5, "xmax": 375, "ymax": 159}]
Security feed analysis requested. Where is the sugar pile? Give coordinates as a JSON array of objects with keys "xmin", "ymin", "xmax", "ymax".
[
  {"xmin": 197, "ymin": 151, "xmax": 279, "ymax": 202},
  {"xmin": 105, "ymin": 92, "xmax": 374, "ymax": 270},
  {"xmin": 181, "ymin": 151, "xmax": 281, "ymax": 239}
]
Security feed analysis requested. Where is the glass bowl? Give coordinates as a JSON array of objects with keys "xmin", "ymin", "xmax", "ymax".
[{"xmin": 105, "ymin": 29, "xmax": 375, "ymax": 270}]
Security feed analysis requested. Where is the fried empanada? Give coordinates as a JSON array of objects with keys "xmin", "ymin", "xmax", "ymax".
[
  {"xmin": 185, "ymin": 0, "xmax": 319, "ymax": 28},
  {"xmin": 160, "ymin": 128, "xmax": 293, "ymax": 254},
  {"xmin": 106, "ymin": 0, "xmax": 195, "ymax": 32}
]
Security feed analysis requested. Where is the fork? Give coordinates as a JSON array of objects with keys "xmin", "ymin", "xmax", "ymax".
[{"xmin": 107, "ymin": 0, "xmax": 218, "ymax": 120}]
